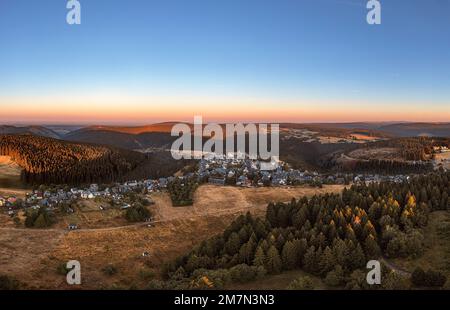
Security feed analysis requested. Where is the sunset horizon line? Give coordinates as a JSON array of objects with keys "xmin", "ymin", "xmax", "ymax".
[{"xmin": 1, "ymin": 119, "xmax": 449, "ymax": 127}]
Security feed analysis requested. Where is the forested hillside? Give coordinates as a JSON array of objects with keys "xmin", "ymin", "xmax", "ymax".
[
  {"xmin": 366, "ymin": 137, "xmax": 450, "ymax": 161},
  {"xmin": 159, "ymin": 171, "xmax": 450, "ymax": 289},
  {"xmin": 0, "ymin": 134, "xmax": 191, "ymax": 185},
  {"xmin": 0, "ymin": 125, "xmax": 60, "ymax": 139},
  {"xmin": 0, "ymin": 134, "xmax": 147, "ymax": 184}
]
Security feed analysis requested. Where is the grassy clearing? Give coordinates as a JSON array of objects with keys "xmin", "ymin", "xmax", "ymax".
[{"xmin": 391, "ymin": 211, "xmax": 450, "ymax": 276}]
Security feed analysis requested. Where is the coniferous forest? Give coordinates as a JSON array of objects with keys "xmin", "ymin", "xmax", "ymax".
[
  {"xmin": 0, "ymin": 134, "xmax": 189, "ymax": 185},
  {"xmin": 158, "ymin": 171, "xmax": 450, "ymax": 289}
]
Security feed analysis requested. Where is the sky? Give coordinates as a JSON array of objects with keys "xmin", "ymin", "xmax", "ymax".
[{"xmin": 0, "ymin": 0, "xmax": 449, "ymax": 124}]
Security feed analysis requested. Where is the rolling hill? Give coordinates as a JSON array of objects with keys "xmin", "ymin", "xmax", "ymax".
[
  {"xmin": 0, "ymin": 134, "xmax": 189, "ymax": 185},
  {"xmin": 63, "ymin": 129, "xmax": 178, "ymax": 150},
  {"xmin": 0, "ymin": 125, "xmax": 60, "ymax": 139}
]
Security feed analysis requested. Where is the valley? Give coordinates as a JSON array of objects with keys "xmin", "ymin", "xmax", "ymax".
[{"xmin": 0, "ymin": 122, "xmax": 449, "ymax": 290}]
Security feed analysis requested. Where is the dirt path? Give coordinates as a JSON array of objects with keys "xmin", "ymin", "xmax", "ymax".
[{"xmin": 380, "ymin": 257, "xmax": 411, "ymax": 277}]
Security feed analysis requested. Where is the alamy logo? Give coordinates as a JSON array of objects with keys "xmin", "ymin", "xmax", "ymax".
[
  {"xmin": 366, "ymin": 260, "xmax": 381, "ymax": 285},
  {"xmin": 66, "ymin": 0, "xmax": 81, "ymax": 25},
  {"xmin": 171, "ymin": 116, "xmax": 280, "ymax": 170},
  {"xmin": 66, "ymin": 260, "xmax": 81, "ymax": 285},
  {"xmin": 367, "ymin": 0, "xmax": 381, "ymax": 25}
]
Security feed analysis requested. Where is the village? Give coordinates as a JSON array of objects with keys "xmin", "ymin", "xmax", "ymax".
[{"xmin": 0, "ymin": 156, "xmax": 413, "ymax": 219}]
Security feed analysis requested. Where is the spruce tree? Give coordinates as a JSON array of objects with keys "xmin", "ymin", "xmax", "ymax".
[
  {"xmin": 266, "ymin": 245, "xmax": 282, "ymax": 274},
  {"xmin": 281, "ymin": 241, "xmax": 296, "ymax": 270},
  {"xmin": 253, "ymin": 246, "xmax": 266, "ymax": 267}
]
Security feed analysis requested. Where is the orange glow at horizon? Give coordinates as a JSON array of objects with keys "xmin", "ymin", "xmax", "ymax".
[{"xmin": 0, "ymin": 94, "xmax": 449, "ymax": 124}]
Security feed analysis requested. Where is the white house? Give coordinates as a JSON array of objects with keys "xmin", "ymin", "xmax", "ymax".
[{"xmin": 81, "ymin": 191, "xmax": 94, "ymax": 199}]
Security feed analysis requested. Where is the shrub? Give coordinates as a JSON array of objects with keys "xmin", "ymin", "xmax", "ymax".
[
  {"xmin": 411, "ymin": 267, "xmax": 447, "ymax": 287},
  {"xmin": 56, "ymin": 262, "xmax": 70, "ymax": 275},
  {"xmin": 229, "ymin": 264, "xmax": 265, "ymax": 283},
  {"xmin": 125, "ymin": 204, "xmax": 151, "ymax": 222},
  {"xmin": 191, "ymin": 269, "xmax": 232, "ymax": 289},
  {"xmin": 13, "ymin": 216, "xmax": 21, "ymax": 226},
  {"xmin": 102, "ymin": 265, "xmax": 118, "ymax": 276},
  {"xmin": 25, "ymin": 207, "xmax": 55, "ymax": 228},
  {"xmin": 167, "ymin": 177, "xmax": 198, "ymax": 206},
  {"xmin": 0, "ymin": 274, "xmax": 20, "ymax": 290},
  {"xmin": 381, "ymin": 272, "xmax": 410, "ymax": 290},
  {"xmin": 324, "ymin": 265, "xmax": 345, "ymax": 287},
  {"xmin": 411, "ymin": 267, "xmax": 426, "ymax": 286},
  {"xmin": 287, "ymin": 276, "xmax": 314, "ymax": 290},
  {"xmin": 139, "ymin": 269, "xmax": 155, "ymax": 281},
  {"xmin": 344, "ymin": 270, "xmax": 371, "ymax": 290},
  {"xmin": 147, "ymin": 279, "xmax": 167, "ymax": 290}
]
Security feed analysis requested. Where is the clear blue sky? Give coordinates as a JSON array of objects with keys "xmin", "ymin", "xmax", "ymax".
[{"xmin": 0, "ymin": 0, "xmax": 449, "ymax": 123}]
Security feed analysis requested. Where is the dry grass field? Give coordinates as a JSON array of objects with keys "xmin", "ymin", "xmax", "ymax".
[
  {"xmin": 152, "ymin": 184, "xmax": 344, "ymax": 221},
  {"xmin": 0, "ymin": 184, "xmax": 345, "ymax": 289},
  {"xmin": 54, "ymin": 200, "xmax": 129, "ymax": 229}
]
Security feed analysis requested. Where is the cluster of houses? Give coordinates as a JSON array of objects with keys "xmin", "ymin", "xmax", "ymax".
[
  {"xmin": 197, "ymin": 157, "xmax": 345, "ymax": 187},
  {"xmin": 197, "ymin": 157, "xmax": 412, "ymax": 188},
  {"xmin": 0, "ymin": 156, "xmax": 414, "ymax": 216},
  {"xmin": 0, "ymin": 177, "xmax": 173, "ymax": 215}
]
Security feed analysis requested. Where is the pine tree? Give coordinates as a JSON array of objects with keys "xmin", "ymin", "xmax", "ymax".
[
  {"xmin": 292, "ymin": 238, "xmax": 307, "ymax": 267},
  {"xmin": 303, "ymin": 246, "xmax": 318, "ymax": 274},
  {"xmin": 319, "ymin": 246, "xmax": 336, "ymax": 276},
  {"xmin": 364, "ymin": 234, "xmax": 381, "ymax": 259},
  {"xmin": 225, "ymin": 232, "xmax": 241, "ymax": 256},
  {"xmin": 349, "ymin": 243, "xmax": 366, "ymax": 270},
  {"xmin": 281, "ymin": 241, "xmax": 296, "ymax": 270},
  {"xmin": 266, "ymin": 203, "xmax": 278, "ymax": 227},
  {"xmin": 253, "ymin": 246, "xmax": 266, "ymax": 267},
  {"xmin": 33, "ymin": 213, "xmax": 48, "ymax": 228},
  {"xmin": 265, "ymin": 245, "xmax": 282, "ymax": 274},
  {"xmin": 332, "ymin": 239, "xmax": 349, "ymax": 269},
  {"xmin": 273, "ymin": 232, "xmax": 284, "ymax": 250},
  {"xmin": 324, "ymin": 265, "xmax": 345, "ymax": 287}
]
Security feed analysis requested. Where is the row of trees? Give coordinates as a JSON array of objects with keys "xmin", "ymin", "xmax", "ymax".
[
  {"xmin": 348, "ymin": 159, "xmax": 433, "ymax": 175},
  {"xmin": 411, "ymin": 267, "xmax": 447, "ymax": 287},
  {"xmin": 160, "ymin": 171, "xmax": 449, "ymax": 289}
]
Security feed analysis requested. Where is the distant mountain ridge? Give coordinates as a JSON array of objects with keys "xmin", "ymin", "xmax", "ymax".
[
  {"xmin": 0, "ymin": 125, "xmax": 60, "ymax": 139},
  {"xmin": 77, "ymin": 122, "xmax": 189, "ymax": 135},
  {"xmin": 377, "ymin": 123, "xmax": 450, "ymax": 137},
  {"xmin": 295, "ymin": 122, "xmax": 450, "ymax": 137},
  {"xmin": 1, "ymin": 122, "xmax": 448, "ymax": 151}
]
